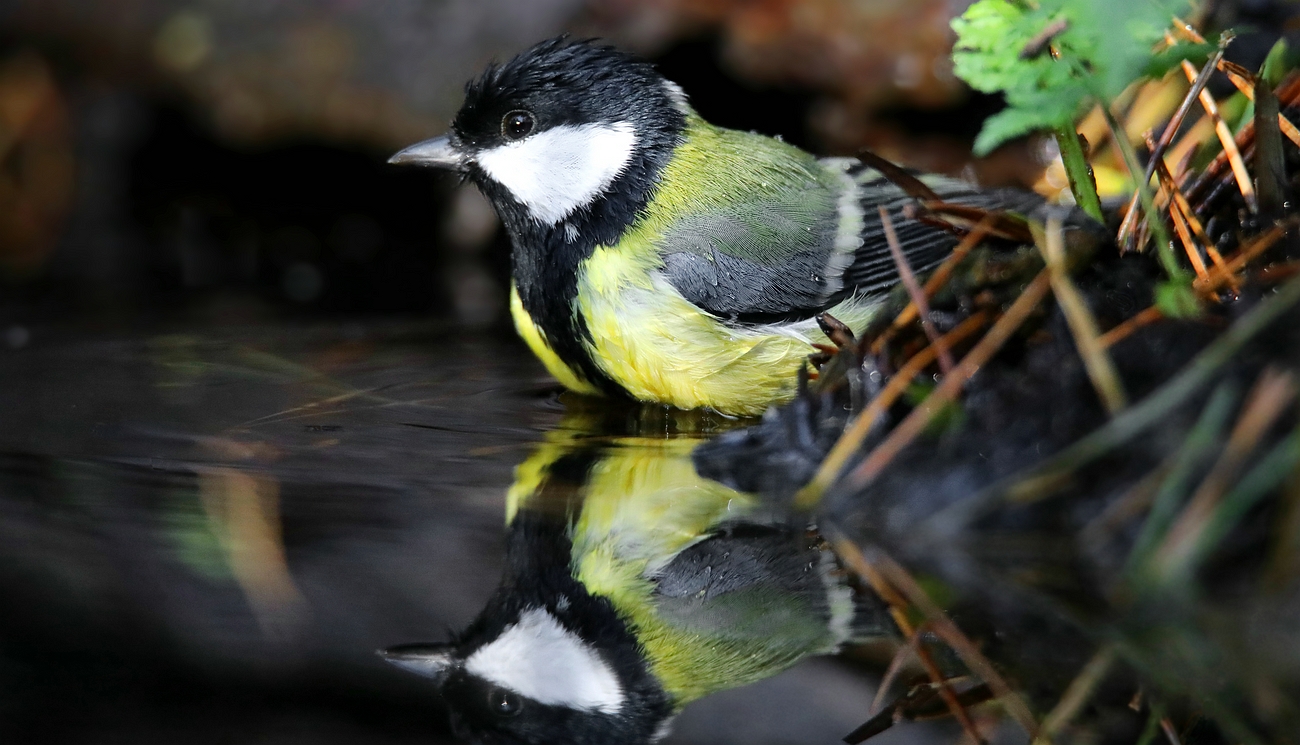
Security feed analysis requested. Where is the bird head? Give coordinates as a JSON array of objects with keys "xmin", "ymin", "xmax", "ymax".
[
  {"xmin": 389, "ymin": 37, "xmax": 687, "ymax": 240},
  {"xmin": 378, "ymin": 505, "xmax": 675, "ymax": 745}
]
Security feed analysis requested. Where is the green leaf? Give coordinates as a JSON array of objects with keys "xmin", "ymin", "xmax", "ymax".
[
  {"xmin": 952, "ymin": 0, "xmax": 1193, "ymax": 156},
  {"xmin": 1154, "ymin": 279, "xmax": 1202, "ymax": 318},
  {"xmin": 1084, "ymin": 0, "xmax": 1190, "ymax": 99},
  {"xmin": 974, "ymin": 105, "xmax": 1067, "ymax": 155},
  {"xmin": 1144, "ymin": 41, "xmax": 1215, "ymax": 78},
  {"xmin": 952, "ymin": 1, "xmax": 1079, "ymax": 98},
  {"xmin": 1260, "ymin": 37, "xmax": 1291, "ymax": 86}
]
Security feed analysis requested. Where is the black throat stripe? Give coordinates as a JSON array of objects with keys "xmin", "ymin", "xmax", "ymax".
[
  {"xmin": 475, "ymin": 138, "xmax": 679, "ymax": 400},
  {"xmin": 511, "ymin": 221, "xmax": 625, "ymax": 397}
]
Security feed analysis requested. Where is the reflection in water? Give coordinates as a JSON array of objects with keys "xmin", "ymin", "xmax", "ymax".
[
  {"xmin": 0, "ymin": 331, "xmax": 920, "ymax": 744},
  {"xmin": 382, "ymin": 416, "xmax": 895, "ymax": 744},
  {"xmin": 0, "ymin": 329, "xmax": 563, "ymax": 744}
]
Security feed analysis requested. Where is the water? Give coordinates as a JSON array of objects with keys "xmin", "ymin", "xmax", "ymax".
[{"xmin": 0, "ymin": 320, "xmax": 951, "ymax": 744}]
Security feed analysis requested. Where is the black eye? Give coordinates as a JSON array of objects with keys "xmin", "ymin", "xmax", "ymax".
[
  {"xmin": 487, "ymin": 687, "xmax": 522, "ymax": 717},
  {"xmin": 502, "ymin": 110, "xmax": 535, "ymax": 140}
]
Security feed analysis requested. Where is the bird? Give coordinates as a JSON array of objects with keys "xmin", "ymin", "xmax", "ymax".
[
  {"xmin": 390, "ymin": 36, "xmax": 1055, "ymax": 416},
  {"xmin": 378, "ymin": 427, "xmax": 895, "ymax": 745}
]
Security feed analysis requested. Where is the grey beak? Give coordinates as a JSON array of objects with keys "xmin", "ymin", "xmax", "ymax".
[
  {"xmin": 388, "ymin": 135, "xmax": 466, "ymax": 171},
  {"xmin": 377, "ymin": 643, "xmax": 456, "ymax": 681}
]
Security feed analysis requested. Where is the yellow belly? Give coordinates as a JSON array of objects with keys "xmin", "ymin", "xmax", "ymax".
[
  {"xmin": 581, "ymin": 275, "xmax": 818, "ymax": 416},
  {"xmin": 508, "ymin": 245, "xmax": 878, "ymax": 417}
]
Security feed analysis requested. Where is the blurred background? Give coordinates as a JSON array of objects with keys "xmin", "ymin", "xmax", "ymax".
[
  {"xmin": 0, "ymin": 0, "xmax": 1079, "ymax": 332},
  {"xmin": 1, "ymin": 1, "xmax": 1297, "ymax": 743}
]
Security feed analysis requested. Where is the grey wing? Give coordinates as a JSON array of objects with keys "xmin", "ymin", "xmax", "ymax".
[
  {"xmin": 652, "ymin": 524, "xmax": 894, "ymax": 643},
  {"xmin": 843, "ymin": 167, "xmax": 1047, "ymax": 295},
  {"xmin": 657, "ymin": 193, "xmax": 845, "ymax": 322},
  {"xmin": 658, "ymin": 163, "xmax": 1047, "ymax": 323}
]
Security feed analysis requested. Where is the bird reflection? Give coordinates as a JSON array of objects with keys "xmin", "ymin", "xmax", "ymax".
[{"xmin": 380, "ymin": 410, "xmax": 893, "ymax": 745}]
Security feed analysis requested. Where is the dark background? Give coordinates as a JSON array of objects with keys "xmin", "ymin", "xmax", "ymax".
[{"xmin": 1, "ymin": 1, "xmax": 1298, "ymax": 743}]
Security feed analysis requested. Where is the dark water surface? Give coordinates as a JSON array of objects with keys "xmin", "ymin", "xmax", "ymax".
[{"xmin": 0, "ymin": 321, "xmax": 949, "ymax": 745}]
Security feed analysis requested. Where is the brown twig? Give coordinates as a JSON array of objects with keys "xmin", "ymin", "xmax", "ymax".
[
  {"xmin": 1142, "ymin": 130, "xmax": 1233, "ymax": 284},
  {"xmin": 829, "ymin": 534, "xmax": 992, "ymax": 745},
  {"xmin": 1174, "ymin": 25, "xmax": 1300, "ymax": 148},
  {"xmin": 916, "ymin": 201, "xmax": 1035, "ymax": 243},
  {"xmin": 846, "ymin": 680, "xmax": 994, "ymax": 743},
  {"xmin": 1168, "ymin": 202, "xmax": 1209, "ymax": 280},
  {"xmin": 1215, "ymin": 60, "xmax": 1300, "ymax": 148},
  {"xmin": 876, "ymin": 216, "xmax": 994, "ymax": 349},
  {"xmin": 880, "ymin": 206, "xmax": 954, "ymax": 374},
  {"xmin": 832, "ymin": 538, "xmax": 1041, "ymax": 739},
  {"xmin": 1031, "ymin": 645, "xmax": 1117, "ymax": 745},
  {"xmin": 869, "ymin": 622, "xmax": 930, "ymax": 716},
  {"xmin": 856, "ymin": 149, "xmax": 941, "ymax": 202},
  {"xmin": 842, "ymin": 270, "xmax": 1054, "ymax": 494},
  {"xmin": 1036, "ymin": 218, "xmax": 1128, "ymax": 415},
  {"xmin": 796, "ymin": 312, "xmax": 991, "ymax": 509},
  {"xmin": 1153, "ymin": 368, "xmax": 1298, "ymax": 577},
  {"xmin": 1256, "ymin": 260, "xmax": 1300, "ymax": 286},
  {"xmin": 1166, "ymin": 175, "xmax": 1232, "ymax": 279},
  {"xmin": 1170, "ymin": 138, "xmax": 1202, "ymax": 183},
  {"xmin": 1184, "ymin": 120, "xmax": 1257, "ymax": 212},
  {"xmin": 1180, "ymin": 73, "xmax": 1300, "ymax": 211},
  {"xmin": 1193, "ymin": 221, "xmax": 1296, "ymax": 294},
  {"xmin": 1097, "ymin": 306, "xmax": 1164, "ymax": 349},
  {"xmin": 1180, "ymin": 58, "xmax": 1258, "ymax": 213},
  {"xmin": 1117, "ymin": 41, "xmax": 1226, "ymax": 248},
  {"xmin": 1174, "ymin": 35, "xmax": 1300, "ymax": 214}
]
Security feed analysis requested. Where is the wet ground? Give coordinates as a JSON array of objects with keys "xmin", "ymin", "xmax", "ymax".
[{"xmin": 0, "ymin": 319, "xmax": 955, "ymax": 744}]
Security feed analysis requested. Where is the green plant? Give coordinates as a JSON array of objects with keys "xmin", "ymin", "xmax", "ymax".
[
  {"xmin": 951, "ymin": 0, "xmax": 1208, "ymax": 309},
  {"xmin": 952, "ymin": 0, "xmax": 1202, "ymax": 207}
]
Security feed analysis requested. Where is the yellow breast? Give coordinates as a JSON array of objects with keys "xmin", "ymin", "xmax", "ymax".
[
  {"xmin": 509, "ymin": 255, "xmax": 879, "ymax": 417},
  {"xmin": 581, "ymin": 254, "xmax": 800, "ymax": 415},
  {"xmin": 576, "ymin": 244, "xmax": 879, "ymax": 416}
]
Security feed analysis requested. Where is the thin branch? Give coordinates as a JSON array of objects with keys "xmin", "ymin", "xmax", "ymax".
[
  {"xmin": 1098, "ymin": 306, "xmax": 1164, "ymax": 348},
  {"xmin": 1118, "ymin": 41, "xmax": 1226, "ymax": 247},
  {"xmin": 1175, "ymin": 55, "xmax": 1257, "ymax": 212},
  {"xmin": 1036, "ymin": 217, "xmax": 1129, "ymax": 415},
  {"xmin": 1032, "ymin": 645, "xmax": 1117, "ymax": 745},
  {"xmin": 796, "ymin": 312, "xmax": 991, "ymax": 509},
  {"xmin": 1100, "ymin": 102, "xmax": 1183, "ymax": 281},
  {"xmin": 880, "ymin": 206, "xmax": 954, "ymax": 375},
  {"xmin": 1193, "ymin": 221, "xmax": 1296, "ymax": 294},
  {"xmin": 876, "ymin": 216, "xmax": 994, "ymax": 347},
  {"xmin": 831, "ymin": 536, "xmax": 1041, "ymax": 740},
  {"xmin": 1152, "ymin": 369, "xmax": 1298, "ymax": 578},
  {"xmin": 1216, "ymin": 60, "xmax": 1300, "ymax": 148},
  {"xmin": 1144, "ymin": 130, "xmax": 1233, "ymax": 282},
  {"xmin": 829, "ymin": 536, "xmax": 989, "ymax": 744},
  {"xmin": 923, "ymin": 271, "xmax": 1300, "ymax": 529},
  {"xmin": 869, "ymin": 623, "xmax": 929, "ymax": 716},
  {"xmin": 842, "ymin": 270, "xmax": 1053, "ymax": 494}
]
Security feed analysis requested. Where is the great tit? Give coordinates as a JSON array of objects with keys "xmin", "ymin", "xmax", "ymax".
[
  {"xmin": 391, "ymin": 37, "xmax": 1047, "ymax": 416},
  {"xmin": 379, "ymin": 427, "xmax": 894, "ymax": 744}
]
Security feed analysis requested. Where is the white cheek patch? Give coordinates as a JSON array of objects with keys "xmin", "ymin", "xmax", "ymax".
[
  {"xmin": 465, "ymin": 608, "xmax": 625, "ymax": 714},
  {"xmin": 475, "ymin": 122, "xmax": 637, "ymax": 226}
]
